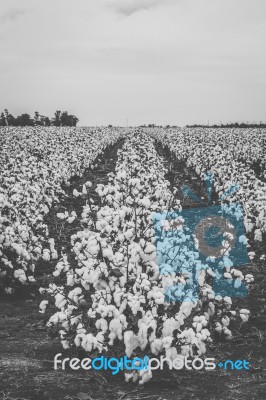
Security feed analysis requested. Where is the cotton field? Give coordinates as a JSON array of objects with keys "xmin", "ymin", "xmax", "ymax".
[{"xmin": 0, "ymin": 127, "xmax": 265, "ymax": 387}]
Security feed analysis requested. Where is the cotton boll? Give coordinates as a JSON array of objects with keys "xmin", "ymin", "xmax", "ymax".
[
  {"xmin": 245, "ymin": 274, "xmax": 254, "ymax": 283},
  {"xmin": 150, "ymin": 338, "xmax": 163, "ymax": 355},
  {"xmin": 224, "ymin": 272, "xmax": 232, "ymax": 279},
  {"xmin": 5, "ymin": 287, "xmax": 13, "ymax": 295},
  {"xmin": 57, "ymin": 213, "xmax": 66, "ymax": 220},
  {"xmin": 39, "ymin": 300, "xmax": 48, "ymax": 313},
  {"xmin": 254, "ymin": 229, "xmax": 262, "ymax": 242},
  {"xmin": 51, "ymin": 250, "xmax": 58, "ymax": 260},
  {"xmin": 222, "ymin": 316, "xmax": 230, "ymax": 327},
  {"xmin": 125, "ymin": 371, "xmax": 139, "ymax": 383},
  {"xmin": 215, "ymin": 322, "xmax": 223, "ymax": 334},
  {"xmin": 73, "ymin": 189, "xmax": 81, "ymax": 197},
  {"xmin": 248, "ymin": 252, "xmax": 256, "ymax": 260},
  {"xmin": 14, "ymin": 269, "xmax": 27, "ymax": 284},
  {"xmin": 42, "ymin": 249, "xmax": 50, "ymax": 262},
  {"xmin": 124, "ymin": 331, "xmax": 139, "ymax": 357},
  {"xmin": 55, "ymin": 293, "xmax": 67, "ymax": 309},
  {"xmin": 240, "ymin": 313, "xmax": 249, "ymax": 322},
  {"xmin": 61, "ymin": 340, "xmax": 70, "ymax": 349},
  {"xmin": 234, "ymin": 278, "xmax": 242, "ymax": 289},
  {"xmin": 223, "ymin": 328, "xmax": 232, "ymax": 340},
  {"xmin": 66, "ymin": 273, "xmax": 75, "ymax": 286},
  {"xmin": 139, "ymin": 369, "xmax": 152, "ymax": 385}
]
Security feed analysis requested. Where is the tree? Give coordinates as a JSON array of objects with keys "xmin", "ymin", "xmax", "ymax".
[
  {"xmin": 53, "ymin": 110, "xmax": 62, "ymax": 126},
  {"xmin": 0, "ymin": 112, "xmax": 6, "ymax": 126},
  {"xmin": 34, "ymin": 111, "xmax": 41, "ymax": 125},
  {"xmin": 2, "ymin": 110, "xmax": 16, "ymax": 126},
  {"xmin": 4, "ymin": 109, "xmax": 9, "ymax": 126},
  {"xmin": 60, "ymin": 111, "xmax": 69, "ymax": 126},
  {"xmin": 0, "ymin": 109, "xmax": 78, "ymax": 127},
  {"xmin": 68, "ymin": 114, "xmax": 78, "ymax": 127},
  {"xmin": 16, "ymin": 113, "xmax": 34, "ymax": 126}
]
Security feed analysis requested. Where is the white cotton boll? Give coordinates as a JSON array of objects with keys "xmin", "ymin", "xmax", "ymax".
[
  {"xmin": 234, "ymin": 278, "xmax": 242, "ymax": 289},
  {"xmin": 150, "ymin": 338, "xmax": 163, "ymax": 355},
  {"xmin": 239, "ymin": 235, "xmax": 248, "ymax": 245},
  {"xmin": 196, "ymin": 323, "xmax": 203, "ymax": 332},
  {"xmin": 81, "ymin": 334, "xmax": 98, "ymax": 352},
  {"xmin": 53, "ymin": 270, "xmax": 60, "ymax": 277},
  {"xmin": 57, "ymin": 213, "xmax": 66, "ymax": 220},
  {"xmin": 96, "ymin": 318, "xmax": 108, "ymax": 333},
  {"xmin": 14, "ymin": 269, "xmax": 27, "ymax": 284},
  {"xmin": 222, "ymin": 316, "xmax": 230, "ymax": 327},
  {"xmin": 51, "ymin": 250, "xmax": 58, "ymax": 260},
  {"xmin": 61, "ymin": 340, "xmax": 70, "ymax": 349},
  {"xmin": 223, "ymin": 328, "xmax": 232, "ymax": 340},
  {"xmin": 125, "ymin": 371, "xmax": 139, "ymax": 383},
  {"xmin": 102, "ymin": 247, "xmax": 113, "ymax": 260},
  {"xmin": 197, "ymin": 340, "xmax": 206, "ymax": 356},
  {"xmin": 124, "ymin": 331, "xmax": 139, "ymax": 357},
  {"xmin": 33, "ymin": 246, "xmax": 42, "ymax": 255},
  {"xmin": 224, "ymin": 296, "xmax": 232, "ymax": 305},
  {"xmin": 39, "ymin": 300, "xmax": 48, "ymax": 313},
  {"xmin": 244, "ymin": 219, "xmax": 254, "ymax": 233},
  {"xmin": 109, "ymin": 318, "xmax": 123, "ymax": 345},
  {"xmin": 254, "ymin": 229, "xmax": 262, "ymax": 242},
  {"xmin": 66, "ymin": 273, "xmax": 75, "ymax": 286},
  {"xmin": 42, "ymin": 249, "xmax": 50, "ymax": 261},
  {"xmin": 162, "ymin": 336, "xmax": 173, "ymax": 350},
  {"xmin": 165, "ymin": 347, "xmax": 178, "ymax": 362},
  {"xmin": 223, "ymin": 257, "xmax": 234, "ymax": 268},
  {"xmin": 82, "ymin": 185, "xmax": 88, "ymax": 195},
  {"xmin": 55, "ymin": 293, "xmax": 67, "ymax": 309},
  {"xmin": 124, "ymin": 229, "xmax": 134, "ymax": 240},
  {"xmin": 74, "ymin": 333, "xmax": 86, "ymax": 347},
  {"xmin": 240, "ymin": 313, "xmax": 249, "ymax": 322},
  {"xmin": 139, "ymin": 370, "xmax": 152, "ymax": 385},
  {"xmin": 224, "ymin": 272, "xmax": 232, "ymax": 279},
  {"xmin": 215, "ymin": 322, "xmax": 223, "ymax": 333},
  {"xmin": 144, "ymin": 243, "xmax": 156, "ymax": 255},
  {"xmin": 248, "ymin": 252, "xmax": 256, "ymax": 260},
  {"xmin": 198, "ymin": 270, "xmax": 206, "ymax": 286},
  {"xmin": 67, "ymin": 215, "xmax": 76, "ymax": 224},
  {"xmin": 239, "ymin": 309, "xmax": 250, "ymax": 315},
  {"xmin": 73, "ymin": 189, "xmax": 81, "ymax": 197},
  {"xmin": 245, "ymin": 274, "xmax": 254, "ymax": 283},
  {"xmin": 138, "ymin": 323, "xmax": 148, "ymax": 350},
  {"xmin": 180, "ymin": 345, "xmax": 189, "ymax": 357}
]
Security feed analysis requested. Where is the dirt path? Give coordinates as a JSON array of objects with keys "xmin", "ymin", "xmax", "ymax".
[
  {"xmin": 34, "ymin": 138, "xmax": 125, "ymax": 287},
  {"xmin": 0, "ymin": 137, "xmax": 266, "ymax": 400}
]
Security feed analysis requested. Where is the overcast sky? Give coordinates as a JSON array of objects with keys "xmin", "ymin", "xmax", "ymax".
[{"xmin": 0, "ymin": 0, "xmax": 265, "ymax": 126}]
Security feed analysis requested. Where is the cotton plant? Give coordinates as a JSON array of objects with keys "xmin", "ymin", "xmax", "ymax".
[
  {"xmin": 148, "ymin": 127, "xmax": 266, "ymax": 249},
  {"xmin": 41, "ymin": 132, "xmax": 252, "ymax": 384},
  {"xmin": 0, "ymin": 126, "xmax": 126, "ymax": 292}
]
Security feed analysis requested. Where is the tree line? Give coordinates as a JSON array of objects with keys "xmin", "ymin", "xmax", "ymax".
[
  {"xmin": 0, "ymin": 109, "xmax": 79, "ymax": 127},
  {"xmin": 186, "ymin": 122, "xmax": 266, "ymax": 128}
]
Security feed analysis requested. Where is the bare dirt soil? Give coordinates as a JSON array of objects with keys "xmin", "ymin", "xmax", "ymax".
[{"xmin": 0, "ymin": 140, "xmax": 266, "ymax": 400}]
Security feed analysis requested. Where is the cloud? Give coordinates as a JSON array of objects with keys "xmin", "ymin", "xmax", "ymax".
[
  {"xmin": 108, "ymin": 0, "xmax": 161, "ymax": 16},
  {"xmin": 0, "ymin": 8, "xmax": 26, "ymax": 24},
  {"xmin": 0, "ymin": 0, "xmax": 265, "ymax": 126}
]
